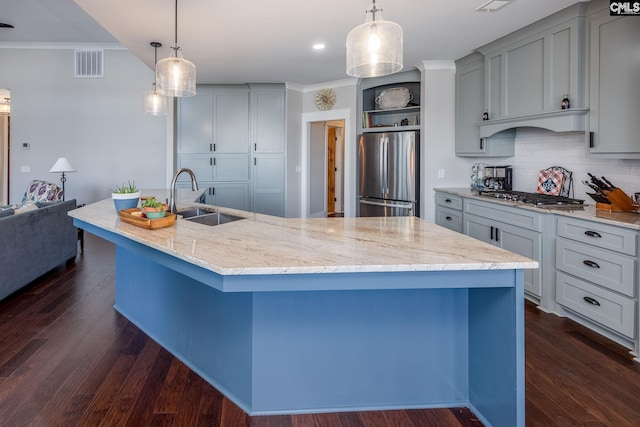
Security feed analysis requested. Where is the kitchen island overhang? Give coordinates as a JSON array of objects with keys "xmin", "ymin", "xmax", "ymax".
[{"xmin": 70, "ymin": 198, "xmax": 536, "ymax": 427}]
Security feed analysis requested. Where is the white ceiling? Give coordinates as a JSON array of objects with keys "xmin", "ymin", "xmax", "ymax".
[{"xmin": 1, "ymin": 0, "xmax": 586, "ymax": 86}]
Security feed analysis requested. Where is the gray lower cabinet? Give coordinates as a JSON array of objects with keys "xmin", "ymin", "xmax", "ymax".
[
  {"xmin": 252, "ymin": 155, "xmax": 284, "ymax": 216},
  {"xmin": 463, "ymin": 202, "xmax": 542, "ymax": 298},
  {"xmin": 435, "ymin": 193, "xmax": 463, "ymax": 233},
  {"xmin": 197, "ymin": 184, "xmax": 251, "ymax": 211},
  {"xmin": 555, "ymin": 215, "xmax": 638, "ymax": 344},
  {"xmin": 588, "ymin": 5, "xmax": 640, "ymax": 157}
]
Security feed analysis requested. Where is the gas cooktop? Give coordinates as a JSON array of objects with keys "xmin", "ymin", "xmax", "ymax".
[{"xmin": 479, "ymin": 191, "xmax": 585, "ymax": 208}]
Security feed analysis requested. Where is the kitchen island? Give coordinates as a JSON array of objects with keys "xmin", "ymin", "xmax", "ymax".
[{"xmin": 69, "ymin": 193, "xmax": 537, "ymax": 427}]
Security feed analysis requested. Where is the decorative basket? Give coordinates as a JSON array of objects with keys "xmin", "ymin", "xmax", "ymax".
[{"xmin": 375, "ymin": 87, "xmax": 413, "ymax": 110}]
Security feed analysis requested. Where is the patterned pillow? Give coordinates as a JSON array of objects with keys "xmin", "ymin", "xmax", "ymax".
[{"xmin": 21, "ymin": 180, "xmax": 63, "ymax": 204}]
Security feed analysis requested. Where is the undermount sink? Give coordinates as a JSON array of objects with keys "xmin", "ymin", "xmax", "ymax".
[
  {"xmin": 177, "ymin": 207, "xmax": 217, "ymax": 218},
  {"xmin": 178, "ymin": 208, "xmax": 245, "ymax": 226}
]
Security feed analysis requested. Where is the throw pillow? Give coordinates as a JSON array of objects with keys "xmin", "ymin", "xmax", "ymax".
[
  {"xmin": 14, "ymin": 203, "xmax": 38, "ymax": 214},
  {"xmin": 21, "ymin": 180, "xmax": 63, "ymax": 204}
]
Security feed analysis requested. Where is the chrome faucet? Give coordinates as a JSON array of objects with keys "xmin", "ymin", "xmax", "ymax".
[{"xmin": 169, "ymin": 168, "xmax": 198, "ymax": 214}]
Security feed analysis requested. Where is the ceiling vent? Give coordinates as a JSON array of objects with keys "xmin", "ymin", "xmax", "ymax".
[
  {"xmin": 476, "ymin": 0, "xmax": 514, "ymax": 12},
  {"xmin": 74, "ymin": 49, "xmax": 104, "ymax": 78}
]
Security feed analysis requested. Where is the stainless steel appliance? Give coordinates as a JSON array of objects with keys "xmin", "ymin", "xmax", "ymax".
[
  {"xmin": 358, "ymin": 131, "xmax": 419, "ymax": 217},
  {"xmin": 480, "ymin": 190, "xmax": 584, "ymax": 208},
  {"xmin": 483, "ymin": 166, "xmax": 513, "ymax": 191}
]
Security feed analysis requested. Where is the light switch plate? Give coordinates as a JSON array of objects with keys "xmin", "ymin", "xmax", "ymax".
[{"xmin": 20, "ymin": 166, "xmax": 30, "ymax": 173}]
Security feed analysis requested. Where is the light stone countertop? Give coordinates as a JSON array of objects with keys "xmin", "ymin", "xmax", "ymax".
[
  {"xmin": 69, "ymin": 189, "xmax": 537, "ymax": 276},
  {"xmin": 436, "ymin": 187, "xmax": 640, "ymax": 231}
]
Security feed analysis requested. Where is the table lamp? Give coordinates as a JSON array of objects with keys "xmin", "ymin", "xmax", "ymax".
[{"xmin": 49, "ymin": 157, "xmax": 76, "ymax": 201}]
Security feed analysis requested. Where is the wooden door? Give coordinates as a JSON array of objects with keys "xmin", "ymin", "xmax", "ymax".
[{"xmin": 327, "ymin": 127, "xmax": 336, "ymax": 214}]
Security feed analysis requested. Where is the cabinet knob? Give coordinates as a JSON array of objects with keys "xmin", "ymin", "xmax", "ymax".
[
  {"xmin": 584, "ymin": 230, "xmax": 602, "ymax": 238},
  {"xmin": 446, "ymin": 216, "xmax": 452, "ymax": 221},
  {"xmin": 583, "ymin": 296, "xmax": 600, "ymax": 306},
  {"xmin": 582, "ymin": 260, "xmax": 600, "ymax": 269},
  {"xmin": 445, "ymin": 199, "xmax": 452, "ymax": 203}
]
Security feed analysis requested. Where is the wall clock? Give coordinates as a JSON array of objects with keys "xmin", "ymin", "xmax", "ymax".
[{"xmin": 315, "ymin": 88, "xmax": 336, "ymax": 111}]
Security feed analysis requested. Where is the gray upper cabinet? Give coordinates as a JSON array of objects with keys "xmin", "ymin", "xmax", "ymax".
[
  {"xmin": 212, "ymin": 89, "xmax": 250, "ymax": 154},
  {"xmin": 455, "ymin": 53, "xmax": 514, "ymax": 157},
  {"xmin": 178, "ymin": 86, "xmax": 249, "ymax": 154},
  {"xmin": 478, "ymin": 3, "xmax": 586, "ymax": 119},
  {"xmin": 588, "ymin": 6, "xmax": 640, "ymax": 157},
  {"xmin": 474, "ymin": 3, "xmax": 588, "ymax": 137},
  {"xmin": 250, "ymin": 84, "xmax": 285, "ymax": 153}
]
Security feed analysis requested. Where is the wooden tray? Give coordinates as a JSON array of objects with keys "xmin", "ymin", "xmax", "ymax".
[{"xmin": 118, "ymin": 208, "xmax": 176, "ymax": 229}]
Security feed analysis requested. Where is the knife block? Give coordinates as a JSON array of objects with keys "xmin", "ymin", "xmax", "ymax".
[{"xmin": 596, "ymin": 188, "xmax": 637, "ymax": 212}]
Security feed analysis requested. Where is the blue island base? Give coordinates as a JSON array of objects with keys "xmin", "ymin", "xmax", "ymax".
[{"xmin": 111, "ymin": 246, "xmax": 523, "ymax": 427}]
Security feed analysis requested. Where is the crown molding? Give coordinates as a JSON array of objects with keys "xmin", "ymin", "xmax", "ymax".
[
  {"xmin": 0, "ymin": 42, "xmax": 126, "ymax": 50},
  {"xmin": 415, "ymin": 60, "xmax": 456, "ymax": 71},
  {"xmin": 302, "ymin": 78, "xmax": 358, "ymax": 93}
]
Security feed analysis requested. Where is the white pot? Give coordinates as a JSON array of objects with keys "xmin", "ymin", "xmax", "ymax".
[{"xmin": 112, "ymin": 191, "xmax": 141, "ymax": 211}]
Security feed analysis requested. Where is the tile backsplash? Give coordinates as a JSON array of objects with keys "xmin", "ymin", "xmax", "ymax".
[{"xmin": 494, "ymin": 128, "xmax": 640, "ymax": 203}]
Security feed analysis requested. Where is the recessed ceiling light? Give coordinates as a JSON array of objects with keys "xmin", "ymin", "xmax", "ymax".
[
  {"xmin": 476, "ymin": 0, "xmax": 513, "ymax": 12},
  {"xmin": 313, "ymin": 43, "xmax": 325, "ymax": 50}
]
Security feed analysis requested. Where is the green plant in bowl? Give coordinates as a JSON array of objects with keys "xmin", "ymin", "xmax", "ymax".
[{"xmin": 141, "ymin": 197, "xmax": 168, "ymax": 219}]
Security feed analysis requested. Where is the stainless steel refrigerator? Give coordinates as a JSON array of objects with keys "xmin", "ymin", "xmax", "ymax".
[{"xmin": 358, "ymin": 131, "xmax": 419, "ymax": 217}]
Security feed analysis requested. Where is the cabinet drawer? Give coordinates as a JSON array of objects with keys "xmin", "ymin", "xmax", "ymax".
[
  {"xmin": 556, "ymin": 271, "xmax": 636, "ymax": 339},
  {"xmin": 556, "ymin": 238, "xmax": 636, "ymax": 297},
  {"xmin": 435, "ymin": 206, "xmax": 463, "ymax": 233},
  {"xmin": 435, "ymin": 193, "xmax": 462, "ymax": 211},
  {"xmin": 556, "ymin": 216, "xmax": 637, "ymax": 256},
  {"xmin": 464, "ymin": 198, "xmax": 542, "ymax": 231}
]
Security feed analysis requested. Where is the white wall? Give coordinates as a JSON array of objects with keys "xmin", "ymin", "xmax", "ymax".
[
  {"xmin": 0, "ymin": 48, "xmax": 167, "ymax": 205},
  {"xmin": 418, "ymin": 62, "xmax": 476, "ymax": 222},
  {"xmin": 499, "ymin": 128, "xmax": 640, "ymax": 201}
]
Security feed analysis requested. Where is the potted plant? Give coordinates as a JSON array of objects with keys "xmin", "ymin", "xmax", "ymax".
[
  {"xmin": 141, "ymin": 197, "xmax": 167, "ymax": 218},
  {"xmin": 111, "ymin": 181, "xmax": 140, "ymax": 212}
]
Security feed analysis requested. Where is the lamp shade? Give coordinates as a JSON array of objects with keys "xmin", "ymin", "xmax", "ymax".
[
  {"xmin": 143, "ymin": 87, "xmax": 169, "ymax": 115},
  {"xmin": 156, "ymin": 55, "xmax": 196, "ymax": 97},
  {"xmin": 49, "ymin": 157, "xmax": 76, "ymax": 173},
  {"xmin": 346, "ymin": 7, "xmax": 403, "ymax": 78},
  {"xmin": 0, "ymin": 98, "xmax": 9, "ymax": 115}
]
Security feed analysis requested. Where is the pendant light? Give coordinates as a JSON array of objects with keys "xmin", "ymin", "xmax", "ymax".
[
  {"xmin": 0, "ymin": 98, "xmax": 9, "ymax": 115},
  {"xmin": 156, "ymin": 0, "xmax": 196, "ymax": 97},
  {"xmin": 346, "ymin": 0, "xmax": 403, "ymax": 78},
  {"xmin": 143, "ymin": 42, "xmax": 169, "ymax": 115}
]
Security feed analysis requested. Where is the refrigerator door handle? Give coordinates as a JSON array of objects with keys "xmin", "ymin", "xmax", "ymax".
[
  {"xmin": 378, "ymin": 140, "xmax": 385, "ymax": 195},
  {"xmin": 383, "ymin": 137, "xmax": 389, "ymax": 194},
  {"xmin": 359, "ymin": 199, "xmax": 414, "ymax": 210}
]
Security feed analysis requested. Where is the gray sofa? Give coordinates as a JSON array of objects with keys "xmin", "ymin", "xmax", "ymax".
[{"xmin": 0, "ymin": 199, "xmax": 78, "ymax": 301}]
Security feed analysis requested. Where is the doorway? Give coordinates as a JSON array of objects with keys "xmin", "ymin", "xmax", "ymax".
[
  {"xmin": 0, "ymin": 88, "xmax": 9, "ymax": 205},
  {"xmin": 326, "ymin": 120, "xmax": 344, "ymax": 217},
  {"xmin": 308, "ymin": 120, "xmax": 345, "ymax": 218}
]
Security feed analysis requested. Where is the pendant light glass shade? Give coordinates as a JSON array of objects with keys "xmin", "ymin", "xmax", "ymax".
[
  {"xmin": 156, "ymin": 0, "xmax": 196, "ymax": 97},
  {"xmin": 346, "ymin": 1, "xmax": 403, "ymax": 78},
  {"xmin": 143, "ymin": 84, "xmax": 169, "ymax": 115},
  {"xmin": 144, "ymin": 42, "xmax": 169, "ymax": 115},
  {"xmin": 156, "ymin": 53, "xmax": 196, "ymax": 97}
]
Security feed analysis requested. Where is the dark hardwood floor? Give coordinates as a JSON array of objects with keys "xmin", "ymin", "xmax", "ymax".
[{"xmin": 1, "ymin": 232, "xmax": 639, "ymax": 426}]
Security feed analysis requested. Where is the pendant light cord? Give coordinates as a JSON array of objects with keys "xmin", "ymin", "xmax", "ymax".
[
  {"xmin": 368, "ymin": 0, "xmax": 381, "ymax": 21},
  {"xmin": 174, "ymin": 0, "xmax": 178, "ymax": 56}
]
